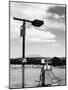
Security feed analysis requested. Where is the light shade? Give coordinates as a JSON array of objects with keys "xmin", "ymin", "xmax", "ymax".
[{"xmin": 32, "ymin": 19, "xmax": 44, "ymax": 27}]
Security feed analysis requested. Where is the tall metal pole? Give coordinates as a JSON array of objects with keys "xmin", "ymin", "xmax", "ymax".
[{"xmin": 22, "ymin": 20, "xmax": 25, "ymax": 88}]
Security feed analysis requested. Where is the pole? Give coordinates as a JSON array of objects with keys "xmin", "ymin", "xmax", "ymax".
[
  {"xmin": 41, "ymin": 65, "xmax": 45, "ymax": 86},
  {"xmin": 22, "ymin": 20, "xmax": 25, "ymax": 88},
  {"xmin": 41, "ymin": 59, "xmax": 45, "ymax": 86},
  {"xmin": 46, "ymin": 60, "xmax": 48, "ymax": 70},
  {"xmin": 13, "ymin": 17, "xmax": 44, "ymax": 88}
]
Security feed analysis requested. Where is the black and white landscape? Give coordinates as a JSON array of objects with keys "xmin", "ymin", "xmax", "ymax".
[{"xmin": 9, "ymin": 1, "xmax": 66, "ymax": 88}]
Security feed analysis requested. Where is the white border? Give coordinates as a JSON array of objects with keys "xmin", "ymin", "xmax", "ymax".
[{"xmin": 0, "ymin": 0, "xmax": 67, "ymax": 90}]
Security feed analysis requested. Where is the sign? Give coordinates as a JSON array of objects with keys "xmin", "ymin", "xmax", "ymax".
[
  {"xmin": 20, "ymin": 25, "xmax": 25, "ymax": 37},
  {"xmin": 41, "ymin": 59, "xmax": 45, "ymax": 64}
]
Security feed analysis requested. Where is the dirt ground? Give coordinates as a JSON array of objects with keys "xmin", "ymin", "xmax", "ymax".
[{"xmin": 9, "ymin": 65, "xmax": 66, "ymax": 88}]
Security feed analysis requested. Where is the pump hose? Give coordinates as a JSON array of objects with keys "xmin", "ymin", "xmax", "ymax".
[
  {"xmin": 50, "ymin": 66, "xmax": 62, "ymax": 85},
  {"xmin": 38, "ymin": 66, "xmax": 63, "ymax": 86}
]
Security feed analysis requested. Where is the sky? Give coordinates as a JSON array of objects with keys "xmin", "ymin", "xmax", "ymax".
[{"xmin": 10, "ymin": 2, "xmax": 66, "ymax": 58}]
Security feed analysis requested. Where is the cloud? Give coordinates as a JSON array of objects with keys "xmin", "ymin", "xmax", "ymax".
[
  {"xmin": 10, "ymin": 2, "xmax": 65, "ymax": 33},
  {"xmin": 10, "ymin": 2, "xmax": 65, "ymax": 43},
  {"xmin": 42, "ymin": 5, "xmax": 65, "ymax": 31},
  {"xmin": 10, "ymin": 2, "xmax": 50, "ymax": 20},
  {"xmin": 10, "ymin": 17, "xmax": 22, "ymax": 39},
  {"xmin": 47, "ymin": 6, "xmax": 65, "ymax": 16},
  {"xmin": 10, "ymin": 2, "xmax": 65, "ymax": 58},
  {"xmin": 26, "ymin": 27, "xmax": 56, "ymax": 42},
  {"xmin": 46, "ymin": 13, "xmax": 65, "ymax": 23},
  {"xmin": 52, "ymin": 43, "xmax": 59, "ymax": 46},
  {"xmin": 10, "ymin": 17, "xmax": 56, "ymax": 43},
  {"xmin": 37, "ymin": 18, "xmax": 65, "ymax": 31}
]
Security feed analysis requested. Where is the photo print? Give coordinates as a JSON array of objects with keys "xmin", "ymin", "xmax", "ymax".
[{"xmin": 9, "ymin": 1, "xmax": 66, "ymax": 89}]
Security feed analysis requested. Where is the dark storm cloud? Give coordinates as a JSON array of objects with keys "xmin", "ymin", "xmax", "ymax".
[{"xmin": 47, "ymin": 6, "xmax": 65, "ymax": 16}]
